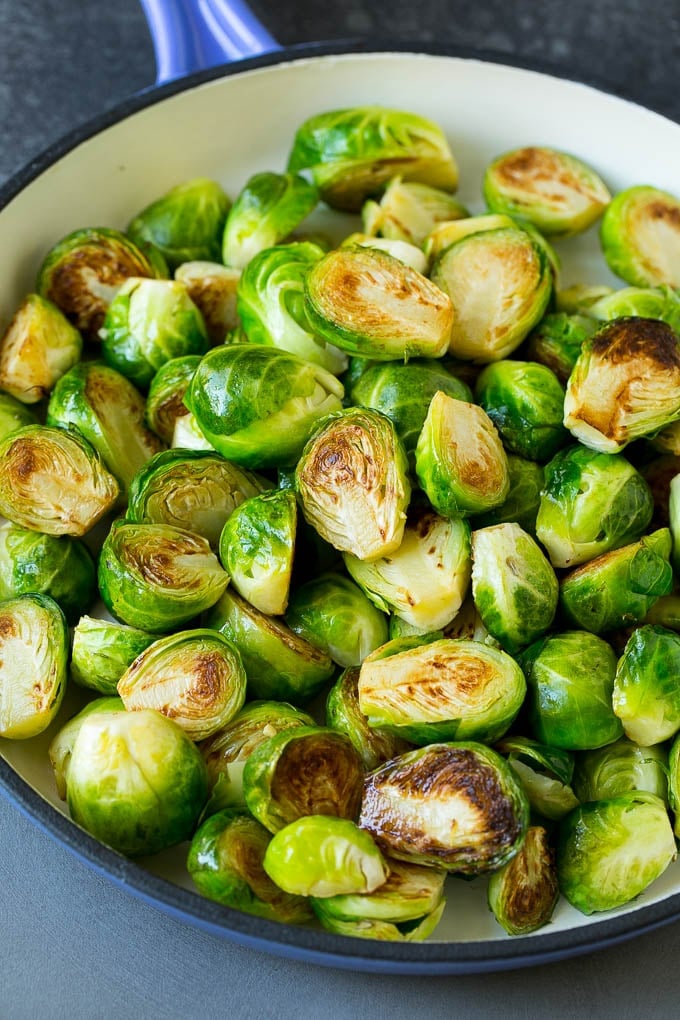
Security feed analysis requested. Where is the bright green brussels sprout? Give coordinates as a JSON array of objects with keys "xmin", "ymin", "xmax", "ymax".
[
  {"xmin": 360, "ymin": 742, "xmax": 528, "ymax": 874},
  {"xmin": 187, "ymin": 809, "xmax": 313, "ymax": 923},
  {"xmin": 600, "ymin": 185, "xmax": 680, "ymax": 288},
  {"xmin": 100, "ymin": 278, "xmax": 208, "ymax": 390},
  {"xmin": 285, "ymin": 573, "xmax": 389, "ymax": 668},
  {"xmin": 206, "ymin": 587, "xmax": 334, "ymax": 704},
  {"xmin": 326, "ymin": 666, "xmax": 411, "ymax": 770},
  {"xmin": 312, "ymin": 901, "xmax": 446, "ymax": 942},
  {"xmin": 98, "ymin": 521, "xmax": 229, "ymax": 632},
  {"xmin": 222, "ymin": 171, "xmax": 318, "ymax": 270},
  {"xmin": 311, "ymin": 856, "xmax": 445, "ymax": 925},
  {"xmin": 304, "ymin": 247, "xmax": 453, "ymax": 361},
  {"xmin": 66, "ymin": 707, "xmax": 208, "ymax": 857},
  {"xmin": 218, "ymin": 489, "xmax": 296, "ymax": 615},
  {"xmin": 475, "ymin": 456, "xmax": 544, "ymax": 536},
  {"xmin": 573, "ymin": 737, "xmax": 668, "ymax": 804},
  {"xmin": 471, "ymin": 523, "xmax": 558, "ymax": 654},
  {"xmin": 174, "ymin": 262, "xmax": 241, "ymax": 345},
  {"xmin": 145, "ymin": 355, "xmax": 201, "ymax": 444},
  {"xmin": 564, "ymin": 317, "xmax": 680, "ymax": 453},
  {"xmin": 483, "ymin": 146, "xmax": 610, "ymax": 236},
  {"xmin": 70, "ymin": 616, "xmax": 161, "ymax": 695},
  {"xmin": 415, "ymin": 392, "xmax": 510, "ymax": 518},
  {"xmin": 185, "ymin": 344, "xmax": 344, "ymax": 469},
  {"xmin": 0, "ymin": 424, "xmax": 119, "ymax": 536},
  {"xmin": 339, "ymin": 233, "xmax": 429, "ymax": 275},
  {"xmin": 612, "ymin": 624, "xmax": 680, "ymax": 745},
  {"xmin": 358, "ymin": 636, "xmax": 525, "ymax": 745},
  {"xmin": 495, "ymin": 736, "xmax": 579, "ymax": 821},
  {"xmin": 295, "ymin": 407, "xmax": 410, "ymax": 561},
  {"xmin": 344, "ymin": 508, "xmax": 471, "ymax": 632},
  {"xmin": 171, "ymin": 410, "xmax": 215, "ymax": 451},
  {"xmin": 535, "ymin": 445, "xmax": 654, "ymax": 569},
  {"xmin": 263, "ymin": 816, "xmax": 387, "ymax": 897},
  {"xmin": 0, "ymin": 522, "xmax": 96, "ymax": 624},
  {"xmin": 48, "ymin": 697, "xmax": 125, "ymax": 798},
  {"xmin": 287, "ymin": 106, "xmax": 458, "ymax": 213},
  {"xmin": 127, "ymin": 448, "xmax": 266, "ymax": 550},
  {"xmin": 556, "ymin": 283, "xmax": 615, "ymax": 315},
  {"xmin": 588, "ymin": 284, "xmax": 680, "ymax": 334},
  {"xmin": 522, "ymin": 312, "xmax": 598, "ymax": 385},
  {"xmin": 243, "ymin": 725, "xmax": 364, "ymax": 833},
  {"xmin": 47, "ymin": 361, "xmax": 163, "ymax": 496},
  {"xmin": 559, "ymin": 528, "xmax": 673, "ymax": 634},
  {"xmin": 0, "ymin": 293, "xmax": 82, "ymax": 403},
  {"xmin": 236, "ymin": 242, "xmax": 347, "ymax": 375},
  {"xmin": 362, "ymin": 176, "xmax": 468, "ymax": 246},
  {"xmin": 423, "ymin": 213, "xmax": 515, "ymax": 262},
  {"xmin": 487, "ymin": 825, "xmax": 559, "ymax": 936},
  {"xmin": 0, "ymin": 593, "xmax": 68, "ymax": 739},
  {"xmin": 0, "ymin": 391, "xmax": 39, "ymax": 440},
  {"xmin": 557, "ymin": 792, "xmax": 676, "ymax": 914},
  {"xmin": 475, "ymin": 360, "xmax": 568, "ymax": 463},
  {"xmin": 430, "ymin": 227, "xmax": 552, "ymax": 362},
  {"xmin": 127, "ymin": 178, "xmax": 231, "ymax": 271},
  {"xmin": 520, "ymin": 630, "xmax": 622, "ymax": 750}
]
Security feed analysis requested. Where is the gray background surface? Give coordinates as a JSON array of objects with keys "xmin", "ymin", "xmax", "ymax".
[{"xmin": 2, "ymin": 2, "xmax": 680, "ymax": 1017}]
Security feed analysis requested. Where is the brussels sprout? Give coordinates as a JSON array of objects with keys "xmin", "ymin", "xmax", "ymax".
[
  {"xmin": 326, "ymin": 666, "xmax": 411, "ymax": 770},
  {"xmin": 66, "ymin": 708, "xmax": 208, "ymax": 857},
  {"xmin": 573, "ymin": 737, "xmax": 668, "ymax": 804},
  {"xmin": 362, "ymin": 176, "xmax": 468, "ymax": 247},
  {"xmin": 145, "ymin": 355, "xmax": 201, "ymax": 444},
  {"xmin": 98, "ymin": 521, "xmax": 229, "ymax": 632},
  {"xmin": 344, "ymin": 508, "xmax": 471, "ymax": 632},
  {"xmin": 563, "ymin": 317, "xmax": 680, "ymax": 453},
  {"xmin": 0, "ymin": 294, "xmax": 82, "ymax": 404},
  {"xmin": 415, "ymin": 393, "xmax": 510, "ymax": 518},
  {"xmin": 186, "ymin": 344, "xmax": 344, "ymax": 469},
  {"xmin": 600, "ymin": 185, "xmax": 680, "ymax": 288},
  {"xmin": 99, "ymin": 278, "xmax": 208, "ymax": 389},
  {"xmin": 47, "ymin": 361, "xmax": 163, "ymax": 496},
  {"xmin": 127, "ymin": 449, "xmax": 266, "ymax": 550},
  {"xmin": 589, "ymin": 284, "xmax": 680, "ymax": 335},
  {"xmin": 611, "ymin": 624, "xmax": 680, "ymax": 745},
  {"xmin": 557, "ymin": 792, "xmax": 676, "ymax": 914},
  {"xmin": 488, "ymin": 825, "xmax": 559, "ymax": 935},
  {"xmin": 127, "ymin": 178, "xmax": 231, "ymax": 271},
  {"xmin": 236, "ymin": 242, "xmax": 347, "ymax": 375},
  {"xmin": 644, "ymin": 591, "xmax": 680, "ymax": 630},
  {"xmin": 475, "ymin": 456, "xmax": 544, "ymax": 536},
  {"xmin": 522, "ymin": 312, "xmax": 598, "ymax": 384},
  {"xmin": 475, "ymin": 360, "xmax": 569, "ymax": 463},
  {"xmin": 555, "ymin": 283, "xmax": 615, "ymax": 315},
  {"xmin": 0, "ymin": 391, "xmax": 39, "ymax": 440},
  {"xmin": 206, "ymin": 588, "xmax": 334, "ymax": 704},
  {"xmin": 0, "ymin": 593, "xmax": 68, "ymax": 739},
  {"xmin": 359, "ymin": 636, "xmax": 525, "ymax": 745},
  {"xmin": 536, "ymin": 445, "xmax": 654, "ymax": 569},
  {"xmin": 171, "ymin": 410, "xmax": 215, "ymax": 452},
  {"xmin": 520, "ymin": 630, "xmax": 622, "ymax": 750},
  {"xmin": 263, "ymin": 816, "xmax": 387, "ymax": 897},
  {"xmin": 559, "ymin": 528, "xmax": 673, "ymax": 634},
  {"xmin": 360, "ymin": 742, "xmax": 528, "ymax": 873},
  {"xmin": 430, "ymin": 227, "xmax": 552, "ymax": 362},
  {"xmin": 173, "ymin": 262, "xmax": 240, "ymax": 345},
  {"xmin": 0, "ymin": 424, "xmax": 119, "ymax": 536},
  {"xmin": 312, "ymin": 900, "xmax": 446, "ymax": 942},
  {"xmin": 423, "ymin": 213, "xmax": 515, "ymax": 262},
  {"xmin": 285, "ymin": 573, "xmax": 389, "ymax": 668},
  {"xmin": 650, "ymin": 422, "xmax": 680, "ymax": 460},
  {"xmin": 495, "ymin": 736, "xmax": 579, "ymax": 821},
  {"xmin": 340, "ymin": 233, "xmax": 429, "ymax": 275},
  {"xmin": 312, "ymin": 856, "xmax": 445, "ymax": 925},
  {"xmin": 287, "ymin": 106, "xmax": 458, "ymax": 213},
  {"xmin": 295, "ymin": 407, "xmax": 410, "ymax": 561},
  {"xmin": 0, "ymin": 522, "xmax": 96, "ymax": 624},
  {"xmin": 70, "ymin": 616, "xmax": 161, "ymax": 695},
  {"xmin": 243, "ymin": 725, "xmax": 364, "ymax": 833},
  {"xmin": 48, "ymin": 697, "xmax": 125, "ymax": 798},
  {"xmin": 483, "ymin": 146, "xmax": 610, "ymax": 236},
  {"xmin": 187, "ymin": 809, "xmax": 313, "ymax": 923},
  {"xmin": 222, "ymin": 171, "xmax": 318, "ymax": 270},
  {"xmin": 304, "ymin": 247, "xmax": 453, "ymax": 361},
  {"xmin": 668, "ymin": 735, "xmax": 680, "ymax": 837}
]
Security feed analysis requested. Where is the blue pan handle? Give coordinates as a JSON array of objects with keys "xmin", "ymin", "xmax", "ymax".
[{"xmin": 139, "ymin": 0, "xmax": 281, "ymax": 83}]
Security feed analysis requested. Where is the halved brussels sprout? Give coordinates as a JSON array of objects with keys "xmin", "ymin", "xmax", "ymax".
[
  {"xmin": 535, "ymin": 445, "xmax": 654, "ymax": 569},
  {"xmin": 573, "ymin": 737, "xmax": 668, "ymax": 804},
  {"xmin": 127, "ymin": 178, "xmax": 231, "ymax": 271},
  {"xmin": 363, "ymin": 176, "xmax": 468, "ymax": 246},
  {"xmin": 186, "ymin": 344, "xmax": 344, "ymax": 469},
  {"xmin": 344, "ymin": 508, "xmax": 471, "ymax": 632},
  {"xmin": 423, "ymin": 213, "xmax": 515, "ymax": 262},
  {"xmin": 0, "ymin": 392, "xmax": 39, "ymax": 440},
  {"xmin": 520, "ymin": 630, "xmax": 622, "ymax": 750},
  {"xmin": 222, "ymin": 171, "xmax": 318, "ymax": 270},
  {"xmin": 66, "ymin": 708, "xmax": 208, "ymax": 857},
  {"xmin": 48, "ymin": 697, "xmax": 125, "ymax": 799},
  {"xmin": 295, "ymin": 407, "xmax": 410, "ymax": 561},
  {"xmin": 430, "ymin": 227, "xmax": 552, "ymax": 362},
  {"xmin": 100, "ymin": 278, "xmax": 208, "ymax": 389},
  {"xmin": 589, "ymin": 284, "xmax": 680, "ymax": 334},
  {"xmin": 415, "ymin": 392, "xmax": 510, "ymax": 518},
  {"xmin": 304, "ymin": 247, "xmax": 453, "ymax": 360},
  {"xmin": 312, "ymin": 901, "xmax": 446, "ymax": 942},
  {"xmin": 326, "ymin": 666, "xmax": 411, "ymax": 770},
  {"xmin": 173, "ymin": 262, "xmax": 240, "ymax": 346},
  {"xmin": 98, "ymin": 521, "xmax": 229, "ymax": 632},
  {"xmin": 187, "ymin": 809, "xmax": 313, "ymax": 923},
  {"xmin": 145, "ymin": 355, "xmax": 201, "ymax": 444},
  {"xmin": 487, "ymin": 825, "xmax": 559, "ymax": 935},
  {"xmin": 358, "ymin": 636, "xmax": 525, "ymax": 745},
  {"xmin": 360, "ymin": 742, "xmax": 528, "ymax": 873},
  {"xmin": 475, "ymin": 456, "xmax": 544, "ymax": 536},
  {"xmin": 522, "ymin": 312, "xmax": 598, "ymax": 385},
  {"xmin": 0, "ymin": 424, "xmax": 119, "ymax": 536},
  {"xmin": 612, "ymin": 624, "xmax": 680, "ymax": 745},
  {"xmin": 340, "ymin": 233, "xmax": 429, "ymax": 275},
  {"xmin": 600, "ymin": 185, "xmax": 680, "ymax": 288},
  {"xmin": 475, "ymin": 360, "xmax": 568, "ymax": 463},
  {"xmin": 287, "ymin": 106, "xmax": 458, "ymax": 213},
  {"xmin": 312, "ymin": 856, "xmax": 445, "ymax": 925},
  {"xmin": 557, "ymin": 792, "xmax": 676, "ymax": 914},
  {"xmin": 556, "ymin": 283, "xmax": 615, "ymax": 315},
  {"xmin": 0, "ymin": 294, "xmax": 82, "ymax": 403},
  {"xmin": 70, "ymin": 616, "xmax": 161, "ymax": 695},
  {"xmin": 495, "ymin": 736, "xmax": 579, "ymax": 821},
  {"xmin": 0, "ymin": 593, "xmax": 68, "ymax": 739}
]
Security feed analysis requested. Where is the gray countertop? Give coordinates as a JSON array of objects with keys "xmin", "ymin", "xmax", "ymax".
[{"xmin": 2, "ymin": 2, "xmax": 680, "ymax": 1017}]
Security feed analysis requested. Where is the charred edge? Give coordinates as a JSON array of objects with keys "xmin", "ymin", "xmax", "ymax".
[{"xmin": 590, "ymin": 317, "xmax": 680, "ymax": 370}]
